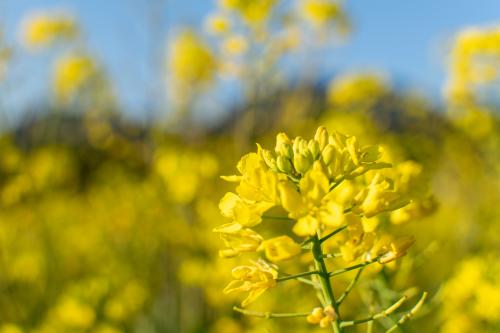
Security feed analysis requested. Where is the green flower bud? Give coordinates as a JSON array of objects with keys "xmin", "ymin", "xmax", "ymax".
[
  {"xmin": 314, "ymin": 126, "xmax": 329, "ymax": 150},
  {"xmin": 275, "ymin": 133, "xmax": 292, "ymax": 154},
  {"xmin": 292, "ymin": 136, "xmax": 303, "ymax": 155},
  {"xmin": 294, "ymin": 152, "xmax": 313, "ymax": 174},
  {"xmin": 322, "ymin": 144, "xmax": 336, "ymax": 165},
  {"xmin": 308, "ymin": 139, "xmax": 320, "ymax": 159},
  {"xmin": 277, "ymin": 155, "xmax": 293, "ymax": 173},
  {"xmin": 278, "ymin": 143, "xmax": 293, "ymax": 159}
]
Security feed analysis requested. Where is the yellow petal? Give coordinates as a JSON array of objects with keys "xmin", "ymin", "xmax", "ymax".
[{"xmin": 293, "ymin": 215, "xmax": 319, "ymax": 236}]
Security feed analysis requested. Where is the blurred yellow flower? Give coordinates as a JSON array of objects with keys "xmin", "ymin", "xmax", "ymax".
[
  {"xmin": 20, "ymin": 11, "xmax": 78, "ymax": 49},
  {"xmin": 53, "ymin": 53, "xmax": 97, "ymax": 102},
  {"xmin": 219, "ymin": 0, "xmax": 276, "ymax": 24},
  {"xmin": 168, "ymin": 31, "xmax": 217, "ymax": 89},
  {"xmin": 205, "ymin": 13, "xmax": 231, "ymax": 34},
  {"xmin": 301, "ymin": 0, "xmax": 341, "ymax": 26}
]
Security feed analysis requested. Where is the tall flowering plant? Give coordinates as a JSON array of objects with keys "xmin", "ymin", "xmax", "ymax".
[{"xmin": 214, "ymin": 126, "xmax": 428, "ymax": 332}]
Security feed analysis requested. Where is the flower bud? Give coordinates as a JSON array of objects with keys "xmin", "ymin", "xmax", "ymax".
[
  {"xmin": 293, "ymin": 136, "xmax": 308, "ymax": 155},
  {"xmin": 314, "ymin": 126, "xmax": 329, "ymax": 150},
  {"xmin": 322, "ymin": 144, "xmax": 336, "ymax": 165},
  {"xmin": 280, "ymin": 143, "xmax": 294, "ymax": 159},
  {"xmin": 275, "ymin": 133, "xmax": 292, "ymax": 154},
  {"xmin": 277, "ymin": 155, "xmax": 293, "ymax": 173},
  {"xmin": 260, "ymin": 147, "xmax": 277, "ymax": 171},
  {"xmin": 308, "ymin": 139, "xmax": 320, "ymax": 159},
  {"xmin": 294, "ymin": 152, "xmax": 312, "ymax": 174}
]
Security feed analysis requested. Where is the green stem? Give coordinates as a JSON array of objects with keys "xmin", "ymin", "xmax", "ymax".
[
  {"xmin": 340, "ymin": 295, "xmax": 407, "ymax": 328},
  {"xmin": 276, "ymin": 270, "xmax": 319, "ymax": 283},
  {"xmin": 320, "ymin": 225, "xmax": 348, "ymax": 243},
  {"xmin": 233, "ymin": 306, "xmax": 309, "ymax": 319},
  {"xmin": 337, "ymin": 267, "xmax": 364, "ymax": 305},
  {"xmin": 312, "ymin": 234, "xmax": 343, "ymax": 333},
  {"xmin": 329, "ymin": 176, "xmax": 345, "ymax": 191},
  {"xmin": 329, "ymin": 257, "xmax": 381, "ymax": 277},
  {"xmin": 385, "ymin": 292, "xmax": 428, "ymax": 333}
]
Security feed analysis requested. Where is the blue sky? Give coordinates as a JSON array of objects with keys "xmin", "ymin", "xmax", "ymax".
[{"xmin": 1, "ymin": 0, "xmax": 500, "ymax": 121}]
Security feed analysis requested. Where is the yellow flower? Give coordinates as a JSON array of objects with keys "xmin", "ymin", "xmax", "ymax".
[
  {"xmin": 21, "ymin": 11, "xmax": 78, "ymax": 49},
  {"xmin": 223, "ymin": 259, "xmax": 277, "ymax": 307},
  {"xmin": 302, "ymin": 0, "xmax": 341, "ymax": 26},
  {"xmin": 53, "ymin": 53, "xmax": 96, "ymax": 102},
  {"xmin": 168, "ymin": 31, "xmax": 216, "ymax": 88},
  {"xmin": 227, "ymin": 152, "xmax": 282, "ymax": 204},
  {"xmin": 205, "ymin": 13, "xmax": 231, "ymax": 34},
  {"xmin": 54, "ymin": 297, "xmax": 95, "ymax": 329},
  {"xmin": 327, "ymin": 73, "xmax": 389, "ymax": 107},
  {"xmin": 219, "ymin": 0, "xmax": 276, "ymax": 24},
  {"xmin": 219, "ymin": 192, "xmax": 274, "ymax": 227},
  {"xmin": 213, "ymin": 223, "xmax": 263, "ymax": 258},
  {"xmin": 279, "ymin": 162, "xmax": 346, "ymax": 236},
  {"xmin": 258, "ymin": 235, "xmax": 301, "ymax": 262},
  {"xmin": 353, "ymin": 173, "xmax": 409, "ymax": 218}
]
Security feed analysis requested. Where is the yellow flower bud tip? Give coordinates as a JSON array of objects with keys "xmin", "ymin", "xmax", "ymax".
[
  {"xmin": 275, "ymin": 132, "xmax": 292, "ymax": 151},
  {"xmin": 293, "ymin": 136, "xmax": 307, "ymax": 155},
  {"xmin": 308, "ymin": 139, "xmax": 321, "ymax": 159},
  {"xmin": 257, "ymin": 144, "xmax": 277, "ymax": 170},
  {"xmin": 276, "ymin": 155, "xmax": 293, "ymax": 173},
  {"xmin": 321, "ymin": 144, "xmax": 336, "ymax": 165},
  {"xmin": 294, "ymin": 153, "xmax": 312, "ymax": 174},
  {"xmin": 314, "ymin": 126, "xmax": 329, "ymax": 150}
]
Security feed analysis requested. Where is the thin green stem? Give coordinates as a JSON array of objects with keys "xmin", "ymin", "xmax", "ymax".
[
  {"xmin": 233, "ymin": 306, "xmax": 309, "ymax": 319},
  {"xmin": 339, "ymin": 295, "xmax": 407, "ymax": 328},
  {"xmin": 300, "ymin": 237, "xmax": 313, "ymax": 247},
  {"xmin": 329, "ymin": 176, "xmax": 345, "ymax": 191},
  {"xmin": 329, "ymin": 256, "xmax": 381, "ymax": 277},
  {"xmin": 385, "ymin": 292, "xmax": 428, "ymax": 333},
  {"xmin": 320, "ymin": 225, "xmax": 348, "ymax": 243},
  {"xmin": 276, "ymin": 270, "xmax": 319, "ymax": 283},
  {"xmin": 337, "ymin": 267, "xmax": 364, "ymax": 305},
  {"xmin": 312, "ymin": 234, "xmax": 343, "ymax": 333}
]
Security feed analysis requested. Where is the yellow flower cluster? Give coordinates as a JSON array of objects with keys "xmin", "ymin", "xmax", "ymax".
[
  {"xmin": 215, "ymin": 126, "xmax": 428, "ymax": 332},
  {"xmin": 445, "ymin": 26, "xmax": 500, "ymax": 106},
  {"xmin": 441, "ymin": 257, "xmax": 500, "ymax": 333}
]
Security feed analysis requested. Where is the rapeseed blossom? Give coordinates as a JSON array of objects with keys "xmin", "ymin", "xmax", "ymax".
[{"xmin": 215, "ymin": 126, "xmax": 429, "ymax": 332}]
